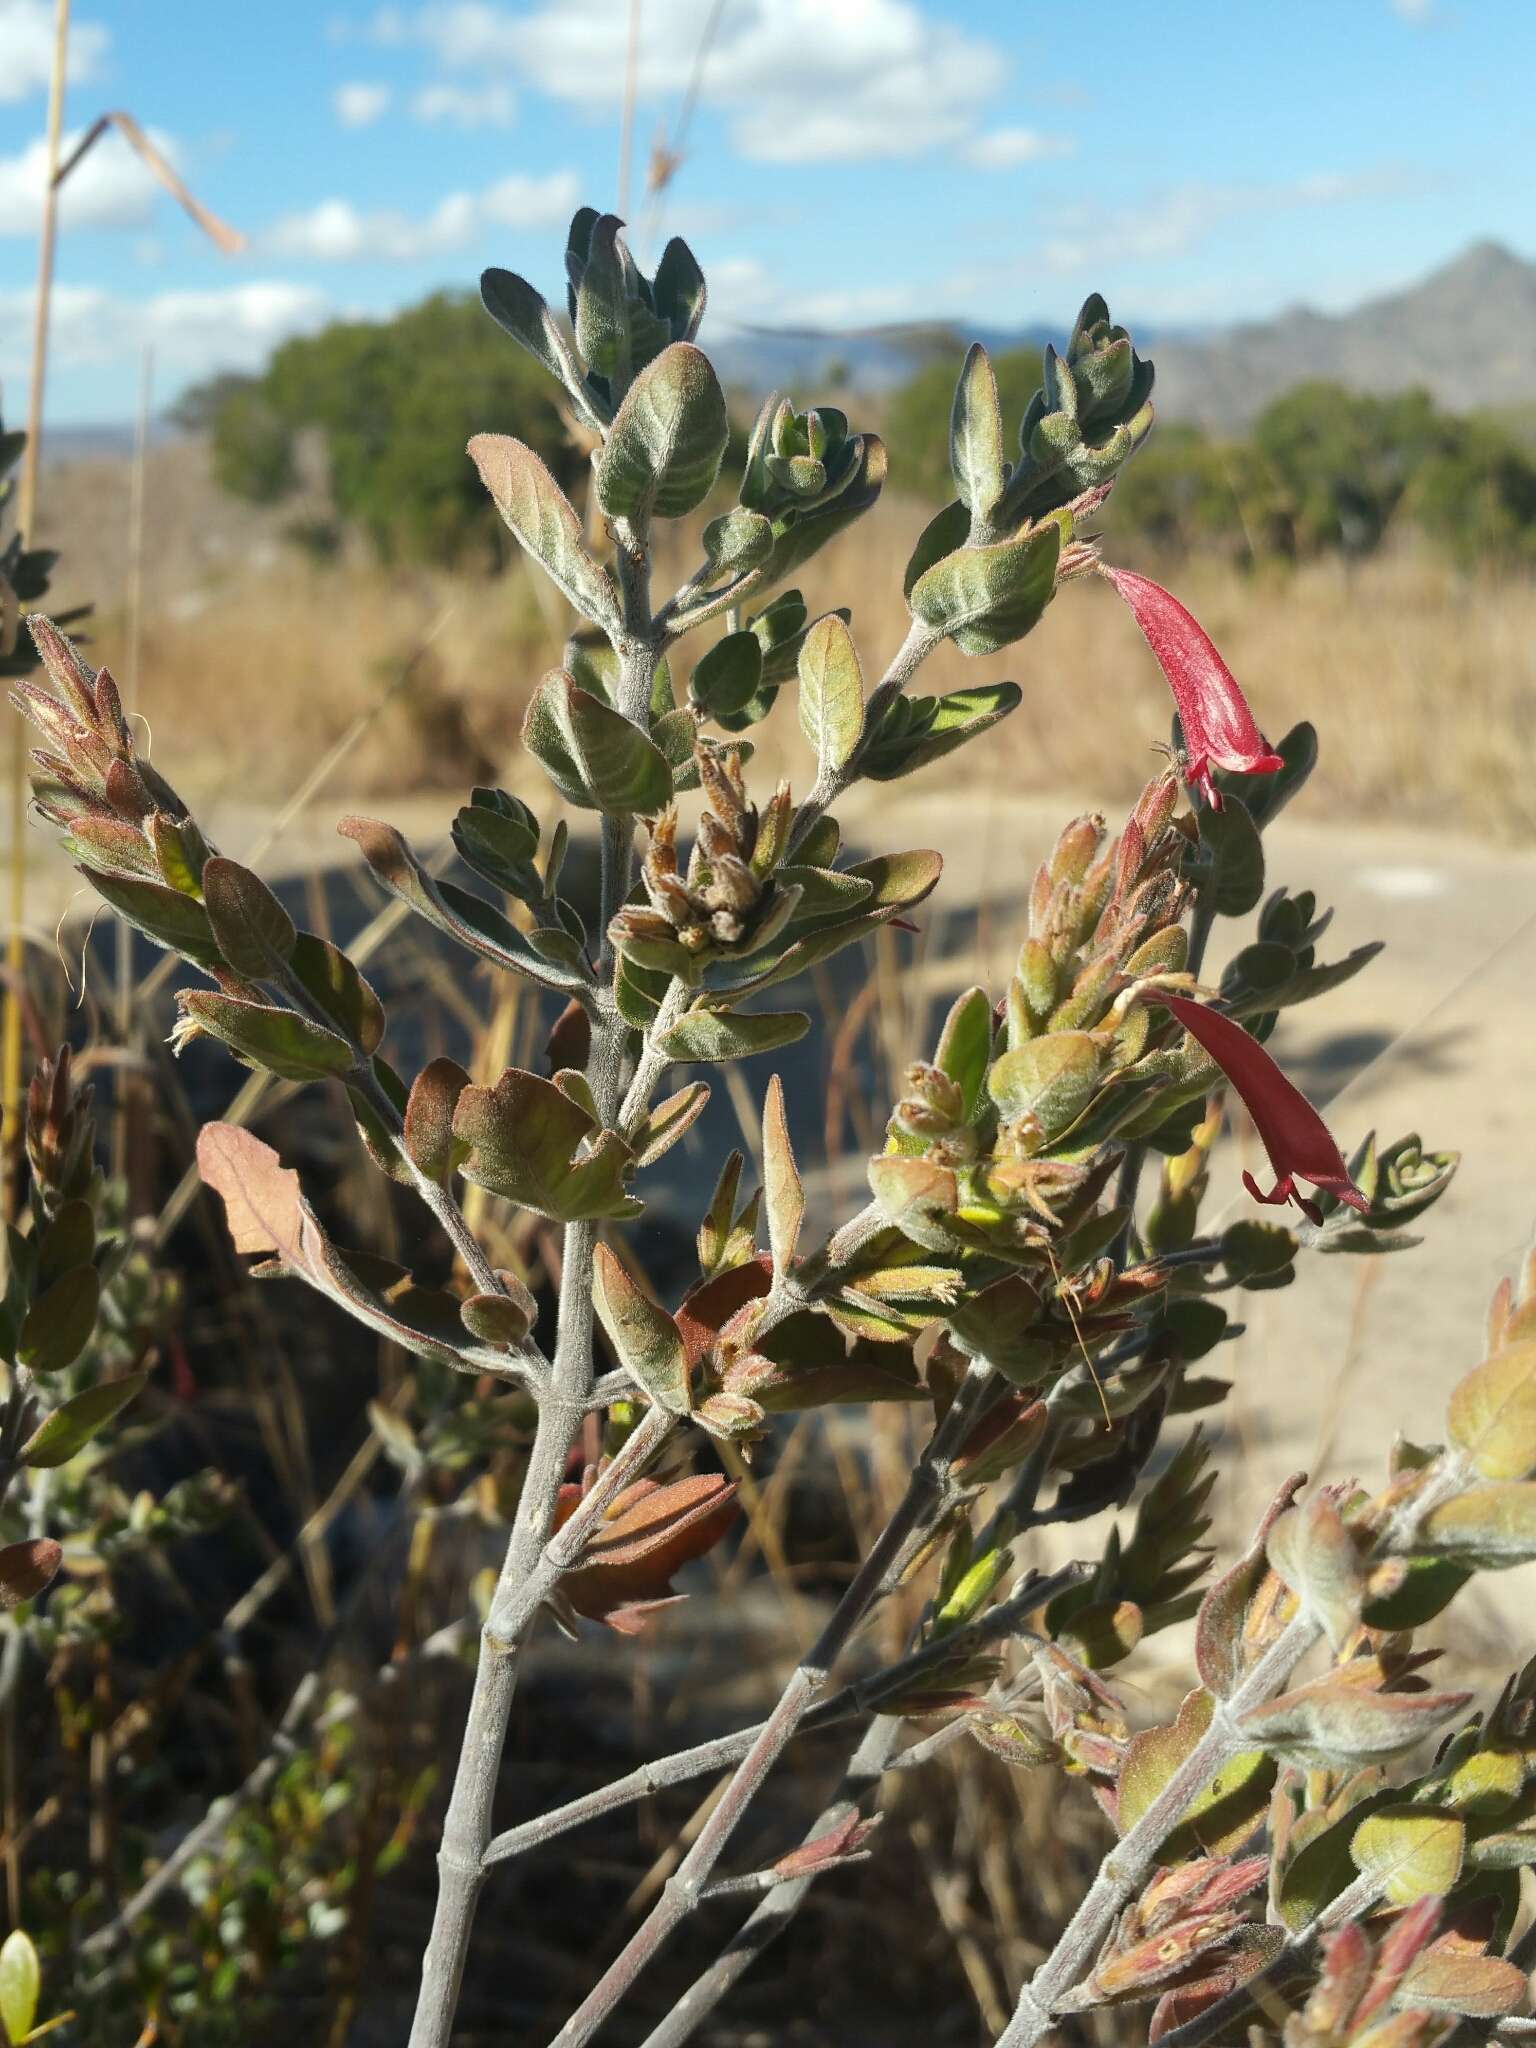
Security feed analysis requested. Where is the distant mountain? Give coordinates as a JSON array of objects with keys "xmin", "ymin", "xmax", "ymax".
[
  {"xmin": 1150, "ymin": 241, "xmax": 1536, "ymax": 427},
  {"xmin": 709, "ymin": 319, "xmax": 1050, "ymax": 397},
  {"xmin": 709, "ymin": 241, "xmax": 1536, "ymax": 428}
]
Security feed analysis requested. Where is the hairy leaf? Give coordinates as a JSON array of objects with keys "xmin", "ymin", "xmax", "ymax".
[
  {"xmin": 201, "ymin": 856, "xmax": 296, "ymax": 979},
  {"xmin": 452, "ymin": 1067, "xmax": 640, "ymax": 1221},
  {"xmin": 179, "ymin": 991, "xmax": 355, "ymax": 1081},
  {"xmin": 658, "ymin": 1007, "xmax": 810, "ymax": 1064},
  {"xmin": 597, "ymin": 343, "xmax": 729, "ymax": 522},
  {"xmin": 796, "ymin": 612, "xmax": 864, "ymax": 779},
  {"xmin": 761, "ymin": 1073, "xmax": 803, "ymax": 1282},
  {"xmin": 467, "ymin": 433, "xmax": 620, "ymax": 633},
  {"xmin": 908, "ymin": 516, "xmax": 1061, "ymax": 655},
  {"xmin": 1350, "ymin": 1806, "xmax": 1466, "ymax": 1906},
  {"xmin": 21, "ymin": 1372, "xmax": 148, "ymax": 1468},
  {"xmin": 592, "ymin": 1245, "xmax": 691, "ymax": 1412},
  {"xmin": 950, "ymin": 341, "xmax": 1007, "ymax": 516}
]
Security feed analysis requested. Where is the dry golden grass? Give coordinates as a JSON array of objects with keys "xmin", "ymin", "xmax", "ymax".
[{"xmin": 38, "ymin": 439, "xmax": 1536, "ymax": 836}]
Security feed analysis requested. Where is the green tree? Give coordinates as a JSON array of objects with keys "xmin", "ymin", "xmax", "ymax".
[
  {"xmin": 881, "ymin": 343, "xmax": 1043, "ymax": 502},
  {"xmin": 196, "ymin": 292, "xmax": 579, "ymax": 566},
  {"xmin": 1249, "ymin": 381, "xmax": 1452, "ymax": 554},
  {"xmin": 1406, "ymin": 413, "xmax": 1536, "ymax": 567}
]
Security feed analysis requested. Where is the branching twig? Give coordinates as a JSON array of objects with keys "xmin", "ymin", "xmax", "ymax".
[{"xmin": 546, "ymin": 1358, "xmax": 1000, "ymax": 2046}]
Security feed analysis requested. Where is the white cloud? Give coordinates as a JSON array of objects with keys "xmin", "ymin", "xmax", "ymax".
[
  {"xmin": 410, "ymin": 81, "xmax": 516, "ymax": 127},
  {"xmin": 261, "ymin": 169, "xmax": 578, "ymax": 262},
  {"xmin": 0, "ymin": 0, "xmax": 110, "ymax": 104},
  {"xmin": 479, "ymin": 171, "xmax": 575, "ymax": 226},
  {"xmin": 962, "ymin": 128, "xmax": 1073, "ymax": 169},
  {"xmin": 335, "ymin": 81, "xmax": 393, "ymax": 126},
  {"xmin": 1391, "ymin": 0, "xmax": 1435, "ymax": 20},
  {"xmin": 705, "ymin": 256, "xmax": 951, "ymax": 335},
  {"xmin": 1042, "ymin": 166, "xmax": 1424, "ymax": 274},
  {"xmin": 0, "ymin": 125, "xmax": 183, "ymax": 237},
  {"xmin": 387, "ymin": 0, "xmax": 1005, "ymax": 162},
  {"xmin": 0, "ymin": 280, "xmax": 331, "ymax": 381}
]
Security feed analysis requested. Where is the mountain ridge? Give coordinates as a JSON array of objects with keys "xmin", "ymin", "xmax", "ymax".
[{"xmin": 707, "ymin": 240, "xmax": 1536, "ymax": 428}]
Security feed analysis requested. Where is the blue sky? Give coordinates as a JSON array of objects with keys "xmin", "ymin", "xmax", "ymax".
[{"xmin": 1, "ymin": 0, "xmax": 1532, "ymax": 425}]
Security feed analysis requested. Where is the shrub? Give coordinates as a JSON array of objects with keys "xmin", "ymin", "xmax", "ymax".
[
  {"xmin": 890, "ymin": 358, "xmax": 1536, "ymax": 569},
  {"xmin": 193, "ymin": 293, "xmax": 580, "ymax": 567},
  {"xmin": 11, "ymin": 209, "xmax": 1536, "ymax": 2048}
]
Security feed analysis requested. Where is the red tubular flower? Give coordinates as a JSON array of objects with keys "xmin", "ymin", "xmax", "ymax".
[
  {"xmin": 1101, "ymin": 566, "xmax": 1284, "ymax": 808},
  {"xmin": 1156, "ymin": 995, "xmax": 1368, "ymax": 1225}
]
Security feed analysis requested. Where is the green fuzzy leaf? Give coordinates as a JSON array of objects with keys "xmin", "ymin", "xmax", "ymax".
[
  {"xmin": 592, "ymin": 1243, "xmax": 690, "ymax": 1412},
  {"xmin": 1361, "ymin": 1555, "xmax": 1470, "ymax": 1630},
  {"xmin": 653, "ymin": 235, "xmax": 707, "ymax": 342},
  {"xmin": 573, "ymin": 212, "xmax": 632, "ymax": 389},
  {"xmin": 842, "ymin": 846, "xmax": 942, "ymax": 914},
  {"xmin": 1116, "ymin": 1687, "xmax": 1273, "ymax": 1858},
  {"xmin": 524, "ymin": 672, "xmax": 673, "ymax": 815},
  {"xmin": 1198, "ymin": 796, "xmax": 1266, "ymax": 917},
  {"xmin": 1421, "ymin": 1481, "xmax": 1536, "ymax": 1566},
  {"xmin": 631, "ymin": 1081, "xmax": 711, "ymax": 1168},
  {"xmin": 21, "ymin": 1372, "xmax": 148, "ymax": 1468},
  {"xmin": 289, "ymin": 930, "xmax": 385, "ymax": 1056},
  {"xmin": 467, "ymin": 433, "xmax": 620, "ymax": 633},
  {"xmin": 339, "ymin": 813, "xmax": 586, "ymax": 994},
  {"xmin": 707, "ymin": 848, "xmax": 941, "ymax": 998},
  {"xmin": 0, "ymin": 1929, "xmax": 40, "ymax": 2046},
  {"xmin": 777, "ymin": 864, "xmax": 874, "ymax": 925},
  {"xmin": 903, "ymin": 497, "xmax": 970, "ymax": 600},
  {"xmin": 1351, "ymin": 1806, "xmax": 1466, "ymax": 1906},
  {"xmin": 1240, "ymin": 1680, "xmax": 1470, "ymax": 1770},
  {"xmin": 452, "ymin": 1067, "xmax": 640, "ymax": 1221},
  {"xmin": 701, "ymin": 507, "xmax": 772, "ymax": 578},
  {"xmin": 179, "ymin": 991, "xmax": 356, "ymax": 1080},
  {"xmin": 950, "ymin": 342, "xmax": 1007, "ymax": 516},
  {"xmin": 451, "ymin": 788, "xmax": 541, "ymax": 894},
  {"xmin": 761, "ymin": 1072, "xmax": 803, "ymax": 1281},
  {"xmin": 759, "ymin": 434, "xmax": 887, "ymax": 583},
  {"xmin": 36, "ymin": 1198, "xmax": 94, "ymax": 1292},
  {"xmin": 201, "ymin": 856, "xmax": 296, "ymax": 979},
  {"xmin": 596, "ymin": 342, "xmax": 729, "ymax": 522},
  {"xmin": 796, "ymin": 612, "xmax": 864, "ymax": 778},
  {"xmin": 81, "ymin": 866, "xmax": 225, "ymax": 969},
  {"xmin": 908, "ymin": 516, "xmax": 1061, "ymax": 655},
  {"xmin": 690, "ymin": 631, "xmax": 764, "ymax": 720},
  {"xmin": 1448, "ymin": 1340, "xmax": 1536, "ymax": 1480},
  {"xmin": 1276, "ymin": 1783, "xmax": 1393, "ymax": 1933},
  {"xmin": 146, "ymin": 811, "xmax": 208, "ymax": 895},
  {"xmin": 987, "ymin": 1031, "xmax": 1100, "ymax": 1138},
  {"xmin": 616, "ymin": 953, "xmax": 671, "ymax": 1028},
  {"xmin": 481, "ymin": 267, "xmax": 586, "ymax": 399},
  {"xmin": 863, "ymin": 680, "xmax": 1022, "ymax": 781},
  {"xmin": 934, "ymin": 986, "xmax": 993, "ymax": 1122},
  {"xmin": 658, "ymin": 1007, "xmax": 810, "ymax": 1064},
  {"xmin": 750, "ymin": 588, "xmax": 812, "ymax": 683},
  {"xmin": 17, "ymin": 1264, "xmax": 100, "ymax": 1374}
]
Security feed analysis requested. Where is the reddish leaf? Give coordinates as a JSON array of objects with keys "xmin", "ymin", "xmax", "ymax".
[{"xmin": 555, "ymin": 1471, "xmax": 740, "ymax": 1633}]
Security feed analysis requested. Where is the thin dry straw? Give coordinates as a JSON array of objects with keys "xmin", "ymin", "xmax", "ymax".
[{"xmin": 2, "ymin": 16, "xmax": 244, "ymax": 1200}]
